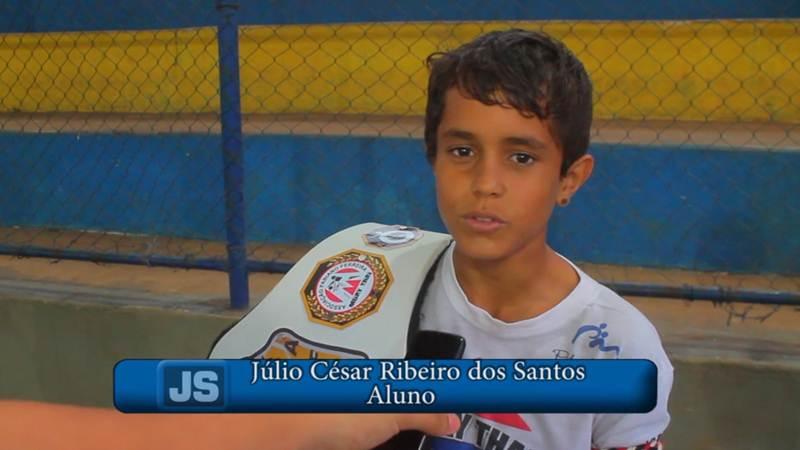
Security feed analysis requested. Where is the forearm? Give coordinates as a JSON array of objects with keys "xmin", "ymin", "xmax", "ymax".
[
  {"xmin": 0, "ymin": 400, "xmax": 300, "ymax": 450},
  {"xmin": 1, "ymin": 400, "xmax": 457, "ymax": 450}
]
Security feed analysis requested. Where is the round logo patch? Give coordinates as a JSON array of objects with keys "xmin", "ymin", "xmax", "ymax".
[
  {"xmin": 316, "ymin": 259, "xmax": 375, "ymax": 313},
  {"xmin": 363, "ymin": 225, "xmax": 423, "ymax": 249},
  {"xmin": 302, "ymin": 250, "xmax": 393, "ymax": 328}
]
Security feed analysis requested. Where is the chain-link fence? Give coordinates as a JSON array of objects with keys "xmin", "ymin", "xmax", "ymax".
[
  {"xmin": 0, "ymin": 3, "xmax": 227, "ymax": 260},
  {"xmin": 1, "ymin": 1, "xmax": 798, "ymax": 308}
]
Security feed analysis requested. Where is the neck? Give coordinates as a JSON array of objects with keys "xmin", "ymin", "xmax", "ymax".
[{"xmin": 452, "ymin": 239, "xmax": 578, "ymax": 322}]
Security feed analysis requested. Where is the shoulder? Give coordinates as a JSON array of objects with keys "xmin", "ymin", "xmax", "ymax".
[
  {"xmin": 569, "ymin": 271, "xmax": 671, "ymax": 366},
  {"xmin": 593, "ymin": 282, "xmax": 661, "ymax": 339}
]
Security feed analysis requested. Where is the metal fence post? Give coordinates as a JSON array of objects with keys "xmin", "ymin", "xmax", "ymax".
[{"xmin": 216, "ymin": 0, "xmax": 249, "ymax": 309}]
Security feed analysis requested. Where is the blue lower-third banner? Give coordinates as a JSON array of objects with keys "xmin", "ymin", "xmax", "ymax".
[{"xmin": 114, "ymin": 359, "xmax": 656, "ymax": 413}]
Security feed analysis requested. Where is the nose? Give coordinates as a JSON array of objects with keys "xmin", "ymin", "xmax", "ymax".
[{"xmin": 471, "ymin": 154, "xmax": 505, "ymax": 198}]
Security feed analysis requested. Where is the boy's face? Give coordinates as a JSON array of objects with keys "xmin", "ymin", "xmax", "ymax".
[{"xmin": 433, "ymin": 88, "xmax": 578, "ymax": 262}]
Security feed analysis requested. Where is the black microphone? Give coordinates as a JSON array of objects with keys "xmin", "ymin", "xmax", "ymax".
[{"xmin": 373, "ymin": 330, "xmax": 466, "ymax": 450}]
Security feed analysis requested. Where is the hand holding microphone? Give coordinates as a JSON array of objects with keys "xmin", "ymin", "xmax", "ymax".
[{"xmin": 373, "ymin": 330, "xmax": 479, "ymax": 450}]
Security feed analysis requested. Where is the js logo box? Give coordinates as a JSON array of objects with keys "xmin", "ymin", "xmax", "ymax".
[{"xmin": 157, "ymin": 361, "xmax": 226, "ymax": 411}]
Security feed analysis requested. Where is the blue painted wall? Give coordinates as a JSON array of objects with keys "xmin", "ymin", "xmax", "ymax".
[
  {"xmin": 1, "ymin": 132, "xmax": 797, "ymax": 274},
  {"xmin": 1, "ymin": 0, "xmax": 797, "ymax": 33}
]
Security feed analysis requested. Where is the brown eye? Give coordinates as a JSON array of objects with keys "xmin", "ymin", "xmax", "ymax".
[
  {"xmin": 449, "ymin": 147, "xmax": 473, "ymax": 157},
  {"xmin": 511, "ymin": 153, "xmax": 535, "ymax": 165}
]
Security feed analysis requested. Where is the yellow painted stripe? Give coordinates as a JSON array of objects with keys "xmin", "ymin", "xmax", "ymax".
[
  {"xmin": 1, "ymin": 21, "xmax": 798, "ymax": 122},
  {"xmin": 0, "ymin": 29, "xmax": 219, "ymax": 113}
]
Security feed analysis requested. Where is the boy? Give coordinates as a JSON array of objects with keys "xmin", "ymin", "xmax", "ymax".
[{"xmin": 417, "ymin": 29, "xmax": 673, "ymax": 450}]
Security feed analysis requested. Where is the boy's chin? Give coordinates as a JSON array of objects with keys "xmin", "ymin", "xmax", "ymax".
[{"xmin": 452, "ymin": 238, "xmax": 519, "ymax": 264}]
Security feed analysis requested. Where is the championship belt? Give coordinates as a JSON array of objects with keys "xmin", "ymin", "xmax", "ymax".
[{"xmin": 208, "ymin": 223, "xmax": 452, "ymax": 360}]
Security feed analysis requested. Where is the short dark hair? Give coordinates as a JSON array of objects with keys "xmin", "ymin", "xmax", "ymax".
[{"xmin": 424, "ymin": 29, "xmax": 593, "ymax": 175}]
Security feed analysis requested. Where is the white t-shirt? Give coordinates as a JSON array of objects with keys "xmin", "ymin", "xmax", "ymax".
[{"xmin": 418, "ymin": 243, "xmax": 673, "ymax": 450}]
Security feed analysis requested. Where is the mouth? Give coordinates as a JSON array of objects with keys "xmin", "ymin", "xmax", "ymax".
[{"xmin": 461, "ymin": 212, "xmax": 507, "ymax": 232}]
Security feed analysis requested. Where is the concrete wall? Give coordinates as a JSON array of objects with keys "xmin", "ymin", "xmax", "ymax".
[
  {"xmin": 1, "ymin": 21, "xmax": 798, "ymax": 122},
  {"xmin": 2, "ymin": 5, "xmax": 798, "ymax": 274},
  {"xmin": 3, "ymin": 133, "xmax": 799, "ymax": 274}
]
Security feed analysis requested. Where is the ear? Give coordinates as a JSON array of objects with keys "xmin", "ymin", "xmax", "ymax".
[{"xmin": 558, "ymin": 154, "xmax": 594, "ymax": 202}]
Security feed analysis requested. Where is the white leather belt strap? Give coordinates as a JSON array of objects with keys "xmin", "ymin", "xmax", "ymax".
[{"xmin": 209, "ymin": 223, "xmax": 452, "ymax": 359}]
